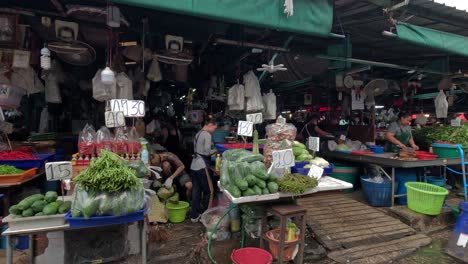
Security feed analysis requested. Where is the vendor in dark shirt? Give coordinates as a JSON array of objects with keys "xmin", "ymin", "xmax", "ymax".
[{"xmin": 300, "ymin": 114, "xmax": 333, "ymax": 142}]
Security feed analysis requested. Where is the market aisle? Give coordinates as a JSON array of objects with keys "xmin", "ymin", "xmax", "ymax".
[{"xmin": 297, "ymin": 193, "xmax": 432, "ymax": 263}]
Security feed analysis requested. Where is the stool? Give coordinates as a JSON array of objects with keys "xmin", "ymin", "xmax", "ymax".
[{"xmin": 260, "ymin": 204, "xmax": 306, "ymax": 264}]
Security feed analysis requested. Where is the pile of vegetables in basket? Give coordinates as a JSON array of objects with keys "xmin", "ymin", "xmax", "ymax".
[
  {"xmin": 221, "ymin": 149, "xmax": 278, "ymax": 198},
  {"xmin": 292, "ymin": 141, "xmax": 313, "ymax": 161},
  {"xmin": 0, "ymin": 165, "xmax": 24, "ymax": 175},
  {"xmin": 71, "ymin": 150, "xmax": 145, "ymax": 219},
  {"xmin": 413, "ymin": 125, "xmax": 468, "ymax": 150},
  {"xmin": 9, "ymin": 191, "xmax": 71, "ymax": 217}
]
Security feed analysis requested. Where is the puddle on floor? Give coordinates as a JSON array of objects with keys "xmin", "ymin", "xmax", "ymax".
[{"xmin": 399, "ymin": 240, "xmax": 463, "ymax": 264}]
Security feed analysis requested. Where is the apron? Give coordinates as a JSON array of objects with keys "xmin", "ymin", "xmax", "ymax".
[
  {"xmin": 385, "ymin": 124, "xmax": 412, "ymax": 153},
  {"xmin": 194, "ymin": 131, "xmax": 215, "ymax": 208}
]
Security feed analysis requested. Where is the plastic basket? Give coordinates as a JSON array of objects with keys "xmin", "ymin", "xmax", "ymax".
[
  {"xmin": 231, "ymin": 247, "xmax": 272, "ymax": 264},
  {"xmin": 0, "ymin": 153, "xmax": 55, "ymax": 169},
  {"xmin": 291, "ymin": 165, "xmax": 334, "ymax": 176},
  {"xmin": 0, "ymin": 168, "xmax": 37, "ymax": 184},
  {"xmin": 166, "ymin": 201, "xmax": 189, "ymax": 223},
  {"xmin": 64, "ymin": 208, "xmax": 145, "ymax": 228},
  {"xmin": 405, "ymin": 182, "xmax": 448, "ymax": 215},
  {"xmin": 201, "ymin": 206, "xmax": 230, "ymax": 231},
  {"xmin": 360, "ymin": 176, "xmax": 392, "ymax": 207},
  {"xmin": 432, "ymin": 143, "xmax": 466, "ymax": 159},
  {"xmin": 425, "ymin": 176, "xmax": 445, "ymax": 187}
]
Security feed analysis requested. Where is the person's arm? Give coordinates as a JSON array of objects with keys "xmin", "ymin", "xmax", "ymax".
[
  {"xmin": 409, "ymin": 137, "xmax": 419, "ymax": 150},
  {"xmin": 166, "ymin": 154, "xmax": 185, "ymax": 179},
  {"xmin": 202, "ymin": 132, "xmax": 216, "ymax": 155},
  {"xmin": 385, "ymin": 132, "xmax": 406, "ymax": 149},
  {"xmin": 315, "ymin": 126, "xmax": 332, "ymax": 137}
]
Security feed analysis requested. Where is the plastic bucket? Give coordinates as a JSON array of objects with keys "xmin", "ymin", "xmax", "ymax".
[
  {"xmin": 395, "ymin": 169, "xmax": 417, "ymax": 205},
  {"xmin": 231, "ymin": 247, "xmax": 273, "ymax": 264},
  {"xmin": 166, "ymin": 201, "xmax": 189, "ymax": 223},
  {"xmin": 425, "ymin": 176, "xmax": 445, "ymax": 187},
  {"xmin": 265, "ymin": 229, "xmax": 298, "ymax": 262},
  {"xmin": 406, "ymin": 182, "xmax": 448, "ymax": 215},
  {"xmin": 360, "ymin": 176, "xmax": 392, "ymax": 207},
  {"xmin": 432, "ymin": 143, "xmax": 466, "ymax": 159},
  {"xmin": 330, "ymin": 165, "xmax": 359, "ymax": 192}
]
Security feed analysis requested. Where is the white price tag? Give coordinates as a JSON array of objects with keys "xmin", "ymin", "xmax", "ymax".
[
  {"xmin": 246, "ymin": 113, "xmax": 263, "ymax": 124},
  {"xmin": 308, "ymin": 137, "xmax": 320, "ymax": 152},
  {"xmin": 105, "ymin": 111, "xmax": 126, "ymax": 128},
  {"xmin": 272, "ymin": 149, "xmax": 295, "ymax": 168},
  {"xmin": 110, "ymin": 99, "xmax": 145, "ymax": 117},
  {"xmin": 339, "ymin": 135, "xmax": 346, "ymax": 141},
  {"xmin": 45, "ymin": 161, "xmax": 72, "ymax": 181},
  {"xmin": 457, "ymin": 233, "xmax": 468, "ymax": 248},
  {"xmin": 451, "ymin": 119, "xmax": 461, "ymax": 127},
  {"xmin": 308, "ymin": 164, "xmax": 324, "ymax": 180},
  {"xmin": 237, "ymin": 121, "xmax": 253, "ymax": 137},
  {"xmin": 277, "ymin": 116, "xmax": 286, "ymax": 125}
]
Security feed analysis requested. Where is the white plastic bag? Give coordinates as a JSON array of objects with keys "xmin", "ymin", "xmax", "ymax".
[
  {"xmin": 11, "ymin": 67, "xmax": 44, "ymax": 95},
  {"xmin": 228, "ymin": 84, "xmax": 245, "ymax": 111},
  {"xmin": 92, "ymin": 69, "xmax": 116, "ymax": 102},
  {"xmin": 43, "ymin": 74, "xmax": 62, "ymax": 103},
  {"xmin": 434, "ymin": 90, "xmax": 448, "ymax": 118},
  {"xmin": 244, "ymin": 71, "xmax": 264, "ymax": 112},
  {"xmin": 263, "ymin": 90, "xmax": 277, "ymax": 120},
  {"xmin": 147, "ymin": 58, "xmax": 162, "ymax": 82},
  {"xmin": 116, "ymin": 72, "xmax": 133, "ymax": 99},
  {"xmin": 39, "ymin": 107, "xmax": 49, "ymax": 133}
]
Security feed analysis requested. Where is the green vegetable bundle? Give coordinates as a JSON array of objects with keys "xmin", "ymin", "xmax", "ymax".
[
  {"xmin": 413, "ymin": 124, "xmax": 468, "ymax": 149},
  {"xmin": 277, "ymin": 173, "xmax": 318, "ymax": 194},
  {"xmin": 73, "ymin": 150, "xmax": 142, "ymax": 193},
  {"xmin": 8, "ymin": 191, "xmax": 71, "ymax": 217},
  {"xmin": 0, "ymin": 165, "xmax": 24, "ymax": 175}
]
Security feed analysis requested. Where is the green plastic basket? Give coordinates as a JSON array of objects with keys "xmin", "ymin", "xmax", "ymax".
[
  {"xmin": 405, "ymin": 182, "xmax": 448, "ymax": 215},
  {"xmin": 331, "ymin": 165, "xmax": 359, "ymax": 193},
  {"xmin": 432, "ymin": 144, "xmax": 467, "ymax": 159}
]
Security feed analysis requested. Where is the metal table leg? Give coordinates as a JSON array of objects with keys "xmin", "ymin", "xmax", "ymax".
[
  {"xmin": 140, "ymin": 220, "xmax": 147, "ymax": 264},
  {"xmin": 6, "ymin": 235, "xmax": 12, "ymax": 264},
  {"xmin": 391, "ymin": 167, "xmax": 395, "ymax": 207},
  {"xmin": 28, "ymin": 234, "xmax": 34, "ymax": 263}
]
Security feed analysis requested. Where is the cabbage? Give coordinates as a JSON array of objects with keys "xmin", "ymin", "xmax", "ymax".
[{"xmin": 336, "ymin": 144, "xmax": 349, "ymax": 151}]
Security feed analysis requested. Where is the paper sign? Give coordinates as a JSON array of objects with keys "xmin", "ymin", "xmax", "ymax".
[
  {"xmin": 105, "ymin": 111, "xmax": 126, "ymax": 128},
  {"xmin": 277, "ymin": 116, "xmax": 286, "ymax": 125},
  {"xmin": 451, "ymin": 119, "xmax": 461, "ymax": 127},
  {"xmin": 246, "ymin": 113, "xmax": 263, "ymax": 124},
  {"xmin": 110, "ymin": 99, "xmax": 145, "ymax": 117},
  {"xmin": 272, "ymin": 149, "xmax": 295, "ymax": 168},
  {"xmin": 0, "ymin": 107, "xmax": 4, "ymax": 122},
  {"xmin": 308, "ymin": 137, "xmax": 320, "ymax": 152},
  {"xmin": 457, "ymin": 233, "xmax": 468, "ymax": 248},
  {"xmin": 45, "ymin": 161, "xmax": 72, "ymax": 181},
  {"xmin": 308, "ymin": 164, "xmax": 324, "ymax": 180},
  {"xmin": 237, "ymin": 121, "xmax": 253, "ymax": 137}
]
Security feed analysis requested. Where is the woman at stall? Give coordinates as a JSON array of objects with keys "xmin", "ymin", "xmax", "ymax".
[
  {"xmin": 300, "ymin": 114, "xmax": 333, "ymax": 142},
  {"xmin": 190, "ymin": 119, "xmax": 218, "ymax": 223},
  {"xmin": 385, "ymin": 112, "xmax": 419, "ymax": 152}
]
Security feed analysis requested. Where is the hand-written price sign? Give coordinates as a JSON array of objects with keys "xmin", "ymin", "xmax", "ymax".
[
  {"xmin": 308, "ymin": 137, "xmax": 320, "ymax": 152},
  {"xmin": 45, "ymin": 161, "xmax": 72, "ymax": 181},
  {"xmin": 237, "ymin": 121, "xmax": 253, "ymax": 137},
  {"xmin": 451, "ymin": 119, "xmax": 461, "ymax": 127},
  {"xmin": 110, "ymin": 99, "xmax": 145, "ymax": 117},
  {"xmin": 105, "ymin": 111, "xmax": 126, "ymax": 128},
  {"xmin": 308, "ymin": 164, "xmax": 324, "ymax": 180},
  {"xmin": 246, "ymin": 113, "xmax": 263, "ymax": 124},
  {"xmin": 272, "ymin": 149, "xmax": 295, "ymax": 168}
]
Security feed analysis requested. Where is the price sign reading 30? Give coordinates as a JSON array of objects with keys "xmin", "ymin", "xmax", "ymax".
[
  {"xmin": 110, "ymin": 99, "xmax": 145, "ymax": 117},
  {"xmin": 272, "ymin": 149, "xmax": 295, "ymax": 168}
]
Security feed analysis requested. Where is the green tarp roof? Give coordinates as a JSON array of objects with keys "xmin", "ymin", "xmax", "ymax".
[
  {"xmin": 114, "ymin": 0, "xmax": 333, "ymax": 37},
  {"xmin": 396, "ymin": 22, "xmax": 468, "ymax": 57}
]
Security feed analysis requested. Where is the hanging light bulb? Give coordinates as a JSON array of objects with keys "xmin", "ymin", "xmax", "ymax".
[
  {"xmin": 40, "ymin": 46, "xmax": 51, "ymax": 70},
  {"xmin": 101, "ymin": 66, "xmax": 115, "ymax": 85}
]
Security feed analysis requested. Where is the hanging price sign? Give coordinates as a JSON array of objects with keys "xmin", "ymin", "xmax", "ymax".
[
  {"xmin": 237, "ymin": 121, "xmax": 253, "ymax": 137},
  {"xmin": 105, "ymin": 111, "xmax": 126, "ymax": 128},
  {"xmin": 308, "ymin": 137, "xmax": 320, "ymax": 152},
  {"xmin": 246, "ymin": 113, "xmax": 263, "ymax": 124},
  {"xmin": 272, "ymin": 149, "xmax": 295, "ymax": 168},
  {"xmin": 45, "ymin": 161, "xmax": 72, "ymax": 181},
  {"xmin": 308, "ymin": 164, "xmax": 324, "ymax": 180},
  {"xmin": 110, "ymin": 99, "xmax": 145, "ymax": 117}
]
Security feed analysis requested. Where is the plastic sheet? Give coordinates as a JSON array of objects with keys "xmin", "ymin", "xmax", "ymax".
[
  {"xmin": 96, "ymin": 126, "xmax": 113, "ymax": 155},
  {"xmin": 112, "ymin": 127, "xmax": 128, "ymax": 154},
  {"xmin": 71, "ymin": 184, "xmax": 145, "ymax": 219},
  {"xmin": 78, "ymin": 124, "xmax": 96, "ymax": 155}
]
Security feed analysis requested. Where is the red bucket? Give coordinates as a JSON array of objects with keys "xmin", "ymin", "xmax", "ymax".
[{"xmin": 231, "ymin": 247, "xmax": 273, "ymax": 264}]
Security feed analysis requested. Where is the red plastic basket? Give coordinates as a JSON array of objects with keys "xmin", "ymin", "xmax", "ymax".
[{"xmin": 231, "ymin": 247, "xmax": 272, "ymax": 264}]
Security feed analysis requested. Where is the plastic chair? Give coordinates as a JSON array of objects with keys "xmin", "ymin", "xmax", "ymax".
[{"xmin": 445, "ymin": 144, "xmax": 468, "ymax": 201}]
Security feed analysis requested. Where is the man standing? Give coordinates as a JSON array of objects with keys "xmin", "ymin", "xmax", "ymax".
[{"xmin": 190, "ymin": 119, "xmax": 217, "ymax": 222}]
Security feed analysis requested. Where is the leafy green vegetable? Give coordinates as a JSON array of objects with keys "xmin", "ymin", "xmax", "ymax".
[
  {"xmin": 277, "ymin": 173, "xmax": 318, "ymax": 194},
  {"xmin": 73, "ymin": 150, "xmax": 142, "ymax": 193},
  {"xmin": 0, "ymin": 165, "xmax": 23, "ymax": 175},
  {"xmin": 413, "ymin": 124, "xmax": 468, "ymax": 149}
]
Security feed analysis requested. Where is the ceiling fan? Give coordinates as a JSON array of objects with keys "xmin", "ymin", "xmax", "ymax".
[{"xmin": 257, "ymin": 62, "xmax": 287, "ymax": 73}]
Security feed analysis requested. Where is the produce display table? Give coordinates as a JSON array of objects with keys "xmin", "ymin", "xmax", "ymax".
[
  {"xmin": 0, "ymin": 172, "xmax": 45, "ymax": 216},
  {"xmin": 222, "ymin": 176, "xmax": 353, "ymax": 204},
  {"xmin": 323, "ymin": 151, "xmax": 463, "ymax": 206},
  {"xmin": 2, "ymin": 216, "xmax": 147, "ymax": 264}
]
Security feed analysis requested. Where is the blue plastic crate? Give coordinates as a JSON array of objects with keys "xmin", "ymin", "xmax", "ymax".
[
  {"xmin": 65, "ymin": 208, "xmax": 145, "ymax": 228},
  {"xmin": 0, "ymin": 153, "xmax": 54, "ymax": 169},
  {"xmin": 291, "ymin": 165, "xmax": 334, "ymax": 176}
]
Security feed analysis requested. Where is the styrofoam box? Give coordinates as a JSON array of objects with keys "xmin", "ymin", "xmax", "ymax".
[{"xmin": 2, "ymin": 196, "xmax": 72, "ymax": 231}]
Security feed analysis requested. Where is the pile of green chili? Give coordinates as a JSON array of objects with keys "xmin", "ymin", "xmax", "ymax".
[
  {"xmin": 0, "ymin": 165, "xmax": 24, "ymax": 175},
  {"xmin": 277, "ymin": 173, "xmax": 318, "ymax": 194}
]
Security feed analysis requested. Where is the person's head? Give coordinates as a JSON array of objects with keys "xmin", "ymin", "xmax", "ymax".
[
  {"xmin": 203, "ymin": 119, "xmax": 218, "ymax": 133},
  {"xmin": 398, "ymin": 112, "xmax": 412, "ymax": 125},
  {"xmin": 150, "ymin": 153, "xmax": 162, "ymax": 167},
  {"xmin": 161, "ymin": 161, "xmax": 172, "ymax": 177},
  {"xmin": 308, "ymin": 114, "xmax": 320, "ymax": 124}
]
